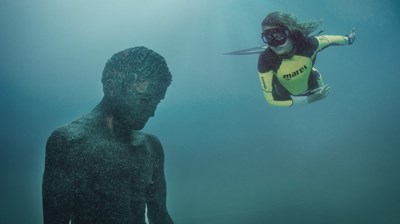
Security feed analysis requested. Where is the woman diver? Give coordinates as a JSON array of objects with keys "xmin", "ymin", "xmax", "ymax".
[{"xmin": 258, "ymin": 11, "xmax": 356, "ymax": 107}]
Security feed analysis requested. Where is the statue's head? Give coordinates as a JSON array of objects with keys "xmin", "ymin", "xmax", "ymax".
[{"xmin": 101, "ymin": 46, "xmax": 172, "ymax": 130}]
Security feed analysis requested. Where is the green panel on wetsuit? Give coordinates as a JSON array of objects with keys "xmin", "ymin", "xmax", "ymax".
[{"xmin": 276, "ymin": 55, "xmax": 313, "ymax": 95}]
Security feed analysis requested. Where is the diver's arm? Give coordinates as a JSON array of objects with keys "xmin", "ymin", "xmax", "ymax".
[
  {"xmin": 258, "ymin": 71, "xmax": 293, "ymax": 107},
  {"xmin": 291, "ymin": 85, "xmax": 331, "ymax": 105},
  {"xmin": 316, "ymin": 28, "xmax": 356, "ymax": 51},
  {"xmin": 316, "ymin": 35, "xmax": 349, "ymax": 51},
  {"xmin": 42, "ymin": 130, "xmax": 73, "ymax": 224}
]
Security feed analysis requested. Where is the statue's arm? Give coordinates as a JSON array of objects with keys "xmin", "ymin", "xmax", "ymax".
[
  {"xmin": 145, "ymin": 136, "xmax": 174, "ymax": 224},
  {"xmin": 42, "ymin": 129, "xmax": 74, "ymax": 224}
]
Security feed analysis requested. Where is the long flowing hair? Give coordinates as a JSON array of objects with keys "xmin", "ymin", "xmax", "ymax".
[{"xmin": 261, "ymin": 11, "xmax": 322, "ymax": 37}]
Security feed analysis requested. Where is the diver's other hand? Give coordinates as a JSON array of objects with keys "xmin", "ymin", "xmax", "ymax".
[
  {"xmin": 308, "ymin": 85, "xmax": 331, "ymax": 103},
  {"xmin": 346, "ymin": 27, "xmax": 356, "ymax": 45}
]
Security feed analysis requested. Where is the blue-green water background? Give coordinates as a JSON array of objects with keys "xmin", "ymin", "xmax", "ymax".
[{"xmin": 1, "ymin": 0, "xmax": 399, "ymax": 223}]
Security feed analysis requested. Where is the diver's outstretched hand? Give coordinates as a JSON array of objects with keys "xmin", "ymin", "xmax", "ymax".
[
  {"xmin": 308, "ymin": 85, "xmax": 331, "ymax": 103},
  {"xmin": 347, "ymin": 27, "xmax": 356, "ymax": 45}
]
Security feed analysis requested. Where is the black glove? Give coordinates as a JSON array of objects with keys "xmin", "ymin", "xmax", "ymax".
[{"xmin": 347, "ymin": 27, "xmax": 356, "ymax": 45}]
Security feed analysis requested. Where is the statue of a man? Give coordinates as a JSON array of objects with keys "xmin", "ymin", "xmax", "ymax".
[{"xmin": 42, "ymin": 47, "xmax": 174, "ymax": 224}]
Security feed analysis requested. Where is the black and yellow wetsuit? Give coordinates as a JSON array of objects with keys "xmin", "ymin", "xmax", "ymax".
[{"xmin": 258, "ymin": 35, "xmax": 349, "ymax": 107}]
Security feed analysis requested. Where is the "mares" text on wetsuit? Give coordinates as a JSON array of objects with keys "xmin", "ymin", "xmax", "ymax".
[{"xmin": 283, "ymin": 64, "xmax": 308, "ymax": 80}]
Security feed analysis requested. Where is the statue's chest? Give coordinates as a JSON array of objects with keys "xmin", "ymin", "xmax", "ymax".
[{"xmin": 73, "ymin": 137, "xmax": 154, "ymax": 189}]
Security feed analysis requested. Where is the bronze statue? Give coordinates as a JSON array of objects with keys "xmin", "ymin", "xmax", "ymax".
[{"xmin": 42, "ymin": 47, "xmax": 174, "ymax": 224}]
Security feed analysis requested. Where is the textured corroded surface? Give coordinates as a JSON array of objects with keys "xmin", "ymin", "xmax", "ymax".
[
  {"xmin": 43, "ymin": 47, "xmax": 173, "ymax": 224},
  {"xmin": 102, "ymin": 46, "xmax": 172, "ymax": 100}
]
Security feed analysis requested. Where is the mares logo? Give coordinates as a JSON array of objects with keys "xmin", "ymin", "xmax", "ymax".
[{"xmin": 283, "ymin": 65, "xmax": 308, "ymax": 80}]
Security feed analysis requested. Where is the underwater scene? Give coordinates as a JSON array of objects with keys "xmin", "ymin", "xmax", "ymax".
[{"xmin": 1, "ymin": 0, "xmax": 399, "ymax": 223}]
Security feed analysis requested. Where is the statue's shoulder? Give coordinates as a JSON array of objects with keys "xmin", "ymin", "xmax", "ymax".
[
  {"xmin": 47, "ymin": 114, "xmax": 95, "ymax": 147},
  {"xmin": 131, "ymin": 131, "xmax": 164, "ymax": 155},
  {"xmin": 131, "ymin": 131, "xmax": 161, "ymax": 146}
]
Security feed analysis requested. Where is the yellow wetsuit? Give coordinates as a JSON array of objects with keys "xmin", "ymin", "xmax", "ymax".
[{"xmin": 258, "ymin": 35, "xmax": 349, "ymax": 107}]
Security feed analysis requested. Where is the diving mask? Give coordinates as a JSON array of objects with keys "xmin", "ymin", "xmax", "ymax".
[{"xmin": 261, "ymin": 27, "xmax": 289, "ymax": 47}]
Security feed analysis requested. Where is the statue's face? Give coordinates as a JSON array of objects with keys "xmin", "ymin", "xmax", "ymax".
[{"xmin": 113, "ymin": 80, "xmax": 167, "ymax": 130}]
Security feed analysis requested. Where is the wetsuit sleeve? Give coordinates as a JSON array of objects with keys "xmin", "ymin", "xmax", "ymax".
[
  {"xmin": 258, "ymin": 71, "xmax": 293, "ymax": 107},
  {"xmin": 316, "ymin": 35, "xmax": 350, "ymax": 52}
]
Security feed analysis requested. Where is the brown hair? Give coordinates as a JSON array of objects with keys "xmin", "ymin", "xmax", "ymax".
[{"xmin": 261, "ymin": 11, "xmax": 321, "ymax": 37}]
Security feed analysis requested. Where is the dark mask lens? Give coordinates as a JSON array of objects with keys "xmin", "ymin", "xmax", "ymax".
[
  {"xmin": 262, "ymin": 28, "xmax": 288, "ymax": 46},
  {"xmin": 272, "ymin": 32, "xmax": 286, "ymax": 41}
]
